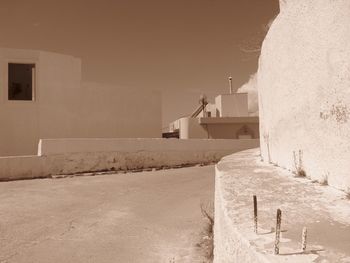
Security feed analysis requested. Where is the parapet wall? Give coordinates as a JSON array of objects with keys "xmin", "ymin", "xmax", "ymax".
[
  {"xmin": 214, "ymin": 148, "xmax": 350, "ymax": 262},
  {"xmin": 0, "ymin": 138, "xmax": 259, "ymax": 181},
  {"xmin": 258, "ymin": 0, "xmax": 350, "ymax": 191}
]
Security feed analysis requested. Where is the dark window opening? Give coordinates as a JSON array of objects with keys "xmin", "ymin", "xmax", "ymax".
[
  {"xmin": 8, "ymin": 63, "xmax": 35, "ymax": 101},
  {"xmin": 162, "ymin": 131, "xmax": 179, "ymax": 139}
]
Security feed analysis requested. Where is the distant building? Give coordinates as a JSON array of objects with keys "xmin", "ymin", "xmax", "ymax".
[
  {"xmin": 0, "ymin": 48, "xmax": 161, "ymax": 156},
  {"xmin": 165, "ymin": 93, "xmax": 259, "ymax": 139}
]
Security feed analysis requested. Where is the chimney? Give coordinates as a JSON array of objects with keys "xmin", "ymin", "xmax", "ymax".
[{"xmin": 229, "ymin": 76, "xmax": 233, "ymax": 94}]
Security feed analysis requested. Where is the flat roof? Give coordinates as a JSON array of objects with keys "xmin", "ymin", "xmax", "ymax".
[{"xmin": 198, "ymin": 116, "xmax": 259, "ymax": 124}]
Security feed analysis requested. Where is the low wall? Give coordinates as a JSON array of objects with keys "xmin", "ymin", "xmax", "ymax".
[
  {"xmin": 0, "ymin": 155, "xmax": 46, "ymax": 181},
  {"xmin": 214, "ymin": 149, "xmax": 267, "ymax": 263},
  {"xmin": 214, "ymin": 148, "xmax": 350, "ymax": 262},
  {"xmin": 0, "ymin": 138, "xmax": 259, "ymax": 181}
]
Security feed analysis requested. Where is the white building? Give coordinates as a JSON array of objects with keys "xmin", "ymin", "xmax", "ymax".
[
  {"xmin": 0, "ymin": 48, "xmax": 161, "ymax": 156},
  {"xmin": 167, "ymin": 93, "xmax": 259, "ymax": 139}
]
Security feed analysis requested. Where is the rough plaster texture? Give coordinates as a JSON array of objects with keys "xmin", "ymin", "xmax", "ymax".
[
  {"xmin": 0, "ymin": 138, "xmax": 259, "ymax": 180},
  {"xmin": 258, "ymin": 0, "xmax": 350, "ymax": 191},
  {"xmin": 0, "ymin": 48, "xmax": 161, "ymax": 157},
  {"xmin": 214, "ymin": 148, "xmax": 350, "ymax": 263}
]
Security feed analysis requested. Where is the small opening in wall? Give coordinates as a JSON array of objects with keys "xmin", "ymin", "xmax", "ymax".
[{"xmin": 8, "ymin": 63, "xmax": 35, "ymax": 101}]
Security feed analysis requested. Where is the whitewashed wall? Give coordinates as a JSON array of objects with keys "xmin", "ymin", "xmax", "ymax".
[
  {"xmin": 0, "ymin": 138, "xmax": 259, "ymax": 181},
  {"xmin": 0, "ymin": 48, "xmax": 161, "ymax": 156},
  {"xmin": 258, "ymin": 0, "xmax": 350, "ymax": 191}
]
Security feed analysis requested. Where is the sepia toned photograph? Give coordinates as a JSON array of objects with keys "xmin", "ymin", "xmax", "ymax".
[{"xmin": 0, "ymin": 0, "xmax": 349, "ymax": 262}]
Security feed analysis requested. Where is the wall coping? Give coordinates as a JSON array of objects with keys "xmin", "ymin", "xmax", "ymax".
[{"xmin": 214, "ymin": 148, "xmax": 350, "ymax": 262}]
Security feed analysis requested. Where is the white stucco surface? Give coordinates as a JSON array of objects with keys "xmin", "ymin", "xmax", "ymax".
[
  {"xmin": 39, "ymin": 138, "xmax": 257, "ymax": 155},
  {"xmin": 215, "ymin": 94, "xmax": 248, "ymax": 117},
  {"xmin": 0, "ymin": 48, "xmax": 161, "ymax": 157},
  {"xmin": 258, "ymin": 0, "xmax": 350, "ymax": 191},
  {"xmin": 179, "ymin": 117, "xmax": 209, "ymax": 139},
  {"xmin": 178, "ymin": 117, "xmax": 259, "ymax": 140},
  {"xmin": 214, "ymin": 149, "xmax": 350, "ymax": 263},
  {"xmin": 0, "ymin": 138, "xmax": 259, "ymax": 180},
  {"xmin": 0, "ymin": 155, "xmax": 46, "ymax": 180},
  {"xmin": 237, "ymin": 73, "xmax": 258, "ymax": 116}
]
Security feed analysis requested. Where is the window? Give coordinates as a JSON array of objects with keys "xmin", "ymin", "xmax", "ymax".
[{"xmin": 8, "ymin": 63, "xmax": 35, "ymax": 101}]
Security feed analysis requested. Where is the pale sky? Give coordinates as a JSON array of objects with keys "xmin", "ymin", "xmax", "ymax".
[{"xmin": 0, "ymin": 0, "xmax": 279, "ymax": 125}]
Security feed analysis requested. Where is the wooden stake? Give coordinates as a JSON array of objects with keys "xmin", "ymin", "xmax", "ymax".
[
  {"xmin": 274, "ymin": 209, "xmax": 282, "ymax": 255},
  {"xmin": 301, "ymin": 227, "xmax": 307, "ymax": 252},
  {"xmin": 253, "ymin": 195, "xmax": 258, "ymax": 233}
]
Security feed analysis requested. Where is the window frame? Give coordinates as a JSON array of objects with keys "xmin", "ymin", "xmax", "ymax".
[{"xmin": 3, "ymin": 59, "xmax": 39, "ymax": 103}]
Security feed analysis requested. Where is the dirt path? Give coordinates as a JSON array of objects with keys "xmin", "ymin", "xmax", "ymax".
[{"xmin": 0, "ymin": 165, "xmax": 214, "ymax": 263}]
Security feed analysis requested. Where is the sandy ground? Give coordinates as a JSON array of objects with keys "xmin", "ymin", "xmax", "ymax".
[{"xmin": 0, "ymin": 165, "xmax": 214, "ymax": 263}]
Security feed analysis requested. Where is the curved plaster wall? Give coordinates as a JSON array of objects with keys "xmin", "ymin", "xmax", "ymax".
[{"xmin": 258, "ymin": 0, "xmax": 350, "ymax": 191}]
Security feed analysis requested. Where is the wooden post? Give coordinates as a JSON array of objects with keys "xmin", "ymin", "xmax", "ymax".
[
  {"xmin": 301, "ymin": 227, "xmax": 307, "ymax": 252},
  {"xmin": 274, "ymin": 209, "xmax": 282, "ymax": 255},
  {"xmin": 253, "ymin": 195, "xmax": 258, "ymax": 233}
]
